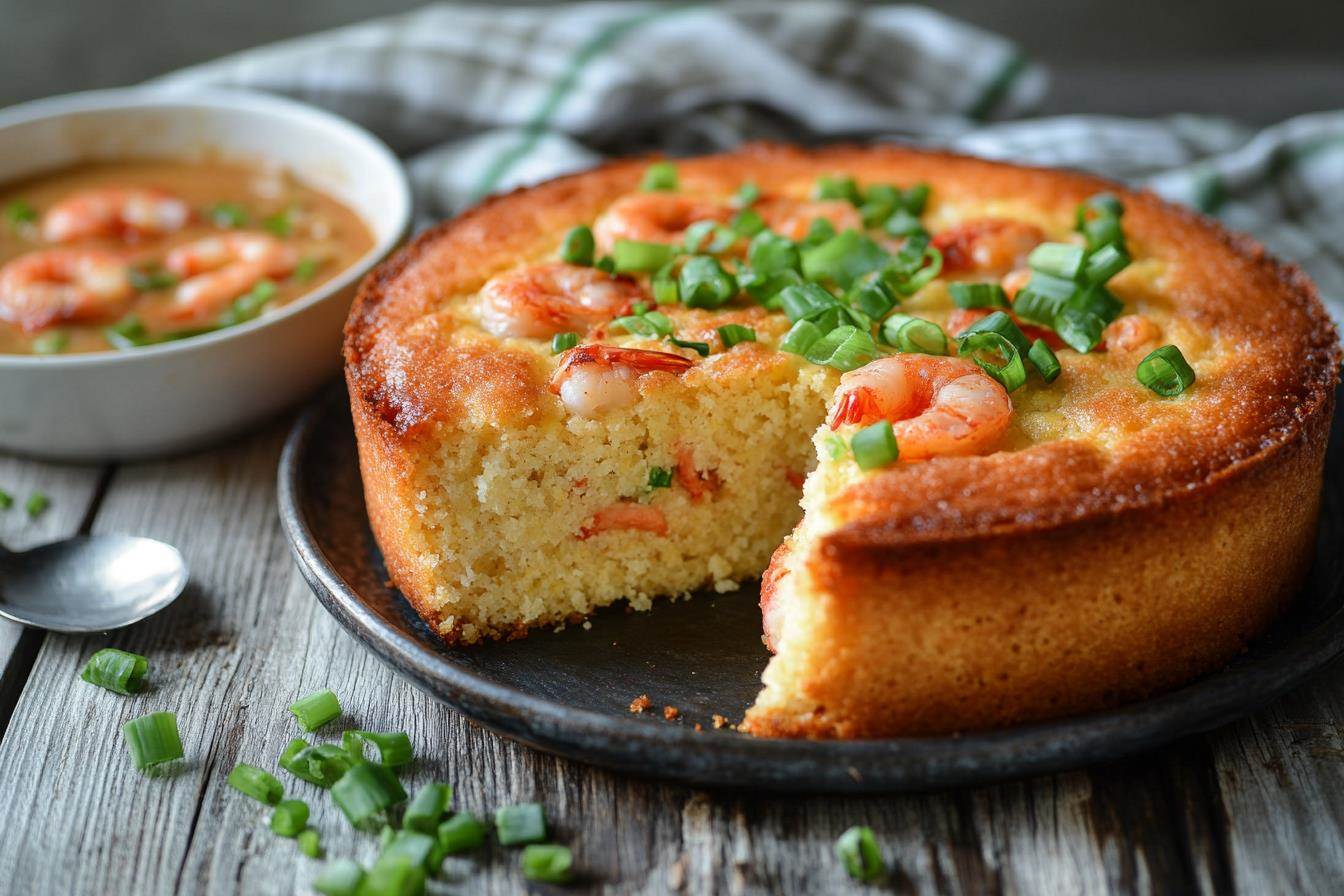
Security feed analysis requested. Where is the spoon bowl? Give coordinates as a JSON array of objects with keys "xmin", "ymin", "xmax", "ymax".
[{"xmin": 0, "ymin": 535, "xmax": 188, "ymax": 633}]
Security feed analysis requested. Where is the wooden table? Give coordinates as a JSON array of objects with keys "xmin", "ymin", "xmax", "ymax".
[{"xmin": 0, "ymin": 405, "xmax": 1341, "ymax": 895}]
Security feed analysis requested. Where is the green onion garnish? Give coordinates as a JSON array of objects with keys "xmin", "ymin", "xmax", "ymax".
[
  {"xmin": 208, "ymin": 202, "xmax": 249, "ymax": 229},
  {"xmin": 652, "ymin": 262, "xmax": 680, "ymax": 304},
  {"xmin": 1083, "ymin": 242, "xmax": 1130, "ymax": 285},
  {"xmin": 858, "ymin": 184, "xmax": 901, "ymax": 229},
  {"xmin": 1026, "ymin": 242, "xmax": 1085, "ymax": 280},
  {"xmin": 5, "ymin": 199, "xmax": 37, "ymax": 228},
  {"xmin": 648, "ymin": 467, "xmax": 672, "ymax": 489},
  {"xmin": 884, "ymin": 208, "xmax": 926, "ymax": 239},
  {"xmin": 25, "ymin": 491, "xmax": 49, "ymax": 518},
  {"xmin": 733, "ymin": 181, "xmax": 760, "ymax": 208},
  {"xmin": 779, "ymin": 282, "xmax": 858, "ymax": 331},
  {"xmin": 283, "ymin": 740, "xmax": 355, "ymax": 787},
  {"xmin": 298, "ymin": 829, "xmax": 322, "ymax": 858},
  {"xmin": 958, "ymin": 331, "xmax": 1027, "ymax": 392},
  {"xmin": 851, "ymin": 421, "xmax": 899, "ymax": 471},
  {"xmin": 262, "ymin": 209, "xmax": 293, "ymax": 238},
  {"xmin": 495, "ymin": 802, "xmax": 547, "ymax": 845},
  {"xmin": 882, "ymin": 233, "xmax": 942, "ymax": 296},
  {"xmin": 1055, "ymin": 287, "xmax": 1123, "ymax": 354},
  {"xmin": 1028, "ymin": 339, "xmax": 1062, "ymax": 383},
  {"xmin": 551, "ymin": 332, "xmax": 579, "ymax": 354},
  {"xmin": 595, "ymin": 255, "xmax": 616, "ymax": 274},
  {"xmin": 612, "ymin": 310, "xmax": 674, "ymax": 338},
  {"xmin": 880, "ymin": 314, "xmax": 947, "ymax": 356},
  {"xmin": 218, "ymin": 279, "xmax": 277, "ymax": 327},
  {"xmin": 801, "ymin": 230, "xmax": 890, "ymax": 289},
  {"xmin": 331, "ymin": 761, "xmax": 407, "ymax": 828},
  {"xmin": 0, "ymin": 489, "xmax": 11, "ymax": 509},
  {"xmin": 845, "ymin": 272, "xmax": 898, "ymax": 320},
  {"xmin": 358, "ymin": 855, "xmax": 425, "ymax": 896},
  {"xmin": 289, "ymin": 689, "xmax": 341, "ymax": 732},
  {"xmin": 279, "ymin": 737, "xmax": 326, "ymax": 786},
  {"xmin": 804, "ymin": 325, "xmax": 877, "ymax": 372},
  {"xmin": 293, "ymin": 257, "xmax": 322, "ymax": 283},
  {"xmin": 835, "ymin": 826, "xmax": 885, "ymax": 882},
  {"xmin": 404, "ymin": 783, "xmax": 452, "ymax": 834},
  {"xmin": 748, "ymin": 231, "xmax": 802, "ymax": 276},
  {"xmin": 380, "ymin": 829, "xmax": 436, "ymax": 871},
  {"xmin": 438, "ymin": 813, "xmax": 488, "ymax": 853},
  {"xmin": 228, "ymin": 763, "xmax": 283, "ymax": 804},
  {"xmin": 716, "ymin": 324, "xmax": 756, "ymax": 348},
  {"xmin": 824, "ymin": 434, "xmax": 849, "ymax": 461},
  {"xmin": 1137, "ymin": 344, "xmax": 1195, "ymax": 396},
  {"xmin": 779, "ymin": 319, "xmax": 824, "ymax": 357},
  {"xmin": 678, "ymin": 255, "xmax": 737, "ymax": 309},
  {"xmin": 956, "ymin": 310, "xmax": 1031, "ymax": 357},
  {"xmin": 948, "ymin": 282, "xmax": 1008, "ymax": 310},
  {"xmin": 270, "ymin": 799, "xmax": 309, "ymax": 838},
  {"xmin": 640, "ymin": 162, "xmax": 678, "ymax": 192},
  {"xmin": 612, "ymin": 239, "xmax": 678, "ymax": 273},
  {"xmin": 343, "ymin": 730, "xmax": 413, "ymax": 768},
  {"xmin": 31, "ymin": 330, "xmax": 69, "ymax": 355},
  {"xmin": 731, "ymin": 207, "xmax": 766, "ymax": 238},
  {"xmin": 522, "ymin": 844, "xmax": 574, "ymax": 883},
  {"xmin": 128, "ymin": 265, "xmax": 179, "ymax": 292},
  {"xmin": 560, "ymin": 226, "xmax": 596, "ymax": 266},
  {"xmin": 122, "ymin": 711, "xmax": 183, "ymax": 772},
  {"xmin": 902, "ymin": 183, "xmax": 931, "ymax": 215},
  {"xmin": 800, "ymin": 217, "xmax": 837, "ymax": 249},
  {"xmin": 813, "ymin": 175, "xmax": 862, "ymax": 205},
  {"xmin": 668, "ymin": 336, "xmax": 710, "ymax": 356},
  {"xmin": 313, "ymin": 859, "xmax": 365, "ymax": 896},
  {"xmin": 1011, "ymin": 272, "xmax": 1076, "ymax": 327},
  {"xmin": 79, "ymin": 647, "xmax": 148, "ymax": 695}
]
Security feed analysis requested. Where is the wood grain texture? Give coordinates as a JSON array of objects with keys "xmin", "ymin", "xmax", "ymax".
[{"xmin": 0, "ymin": 415, "xmax": 1340, "ymax": 895}]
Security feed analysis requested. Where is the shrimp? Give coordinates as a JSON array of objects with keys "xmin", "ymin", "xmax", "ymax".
[
  {"xmin": 828, "ymin": 355, "xmax": 1012, "ymax": 460},
  {"xmin": 42, "ymin": 188, "xmax": 190, "ymax": 244},
  {"xmin": 754, "ymin": 197, "xmax": 863, "ymax": 241},
  {"xmin": 479, "ymin": 262, "xmax": 647, "ymax": 339},
  {"xmin": 593, "ymin": 194, "xmax": 731, "ymax": 252},
  {"xmin": 578, "ymin": 502, "xmax": 669, "ymax": 539},
  {"xmin": 675, "ymin": 445, "xmax": 721, "ymax": 501},
  {"xmin": 0, "ymin": 248, "xmax": 132, "ymax": 334},
  {"xmin": 549, "ymin": 344, "xmax": 695, "ymax": 418},
  {"xmin": 933, "ymin": 219, "xmax": 1045, "ymax": 274},
  {"xmin": 163, "ymin": 232, "xmax": 297, "ymax": 324},
  {"xmin": 1103, "ymin": 314, "xmax": 1161, "ymax": 352}
]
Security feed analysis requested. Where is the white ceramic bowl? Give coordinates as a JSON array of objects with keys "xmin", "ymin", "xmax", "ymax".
[{"xmin": 0, "ymin": 88, "xmax": 410, "ymax": 461}]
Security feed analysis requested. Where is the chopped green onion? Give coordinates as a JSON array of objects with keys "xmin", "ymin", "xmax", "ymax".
[
  {"xmin": 128, "ymin": 265, "xmax": 179, "ymax": 292},
  {"xmin": 747, "ymin": 231, "xmax": 801, "ymax": 276},
  {"xmin": 948, "ymin": 282, "xmax": 1008, "ymax": 310},
  {"xmin": 678, "ymin": 255, "xmax": 737, "ymax": 309},
  {"xmin": 956, "ymin": 310, "xmax": 1031, "ymax": 357},
  {"xmin": 1011, "ymin": 272, "xmax": 1076, "ymax": 327},
  {"xmin": 813, "ymin": 175, "xmax": 862, "ymax": 205},
  {"xmin": 380, "ymin": 829, "xmax": 436, "ymax": 871},
  {"xmin": 901, "ymin": 183, "xmax": 931, "ymax": 215},
  {"xmin": 731, "ymin": 207, "xmax": 766, "ymax": 238},
  {"xmin": 5, "ymin": 199, "xmax": 37, "ymax": 228},
  {"xmin": 880, "ymin": 314, "xmax": 947, "ymax": 356},
  {"xmin": 293, "ymin": 257, "xmax": 322, "ymax": 283},
  {"xmin": 779, "ymin": 319, "xmax": 824, "ymax": 356},
  {"xmin": 218, "ymin": 279, "xmax": 277, "ymax": 327},
  {"xmin": 271, "ymin": 799, "xmax": 309, "ymax": 838},
  {"xmin": 298, "ymin": 828, "xmax": 322, "ymax": 858},
  {"xmin": 228, "ymin": 763, "xmax": 283, "ymax": 804},
  {"xmin": 612, "ymin": 239, "xmax": 677, "ymax": 273},
  {"xmin": 1027, "ymin": 242, "xmax": 1085, "ymax": 280},
  {"xmin": 289, "ymin": 689, "xmax": 341, "ymax": 732},
  {"xmin": 286, "ymin": 741, "xmax": 355, "ymax": 787},
  {"xmin": 31, "ymin": 330, "xmax": 69, "ymax": 355},
  {"xmin": 835, "ymin": 826, "xmax": 885, "ymax": 882},
  {"xmin": 359, "ymin": 856, "xmax": 425, "ymax": 896},
  {"xmin": 1028, "ymin": 339, "xmax": 1062, "ymax": 383},
  {"xmin": 716, "ymin": 324, "xmax": 756, "ymax": 348},
  {"xmin": 438, "ymin": 813, "xmax": 488, "ymax": 853},
  {"xmin": 958, "ymin": 331, "xmax": 1027, "ymax": 392},
  {"xmin": 1137, "ymin": 344, "xmax": 1195, "ymax": 396},
  {"xmin": 79, "ymin": 647, "xmax": 148, "ymax": 695},
  {"xmin": 883, "ymin": 234, "xmax": 942, "ymax": 296},
  {"xmin": 883, "ymin": 208, "xmax": 927, "ymax": 239},
  {"xmin": 779, "ymin": 282, "xmax": 844, "ymax": 327},
  {"xmin": 1083, "ymin": 242, "xmax": 1130, "ymax": 285},
  {"xmin": 850, "ymin": 421, "xmax": 899, "ymax": 471},
  {"xmin": 495, "ymin": 802, "xmax": 547, "ymax": 846},
  {"xmin": 522, "ymin": 844, "xmax": 574, "ymax": 883},
  {"xmin": 824, "ymin": 434, "xmax": 849, "ymax": 461},
  {"xmin": 313, "ymin": 859, "xmax": 365, "ymax": 896},
  {"xmin": 845, "ymin": 273, "xmax": 898, "ymax": 320},
  {"xmin": 25, "ymin": 491, "xmax": 49, "ymax": 518},
  {"xmin": 122, "ymin": 711, "xmax": 183, "ymax": 772},
  {"xmin": 801, "ymin": 230, "xmax": 890, "ymax": 288},
  {"xmin": 279, "ymin": 737, "xmax": 326, "ymax": 786},
  {"xmin": 648, "ymin": 467, "xmax": 673, "ymax": 489},
  {"xmin": 651, "ymin": 262, "xmax": 679, "ymax": 304},
  {"xmin": 594, "ymin": 255, "xmax": 616, "ymax": 274},
  {"xmin": 262, "ymin": 209, "xmax": 293, "ymax": 237},
  {"xmin": 208, "ymin": 202, "xmax": 249, "ymax": 229},
  {"xmin": 800, "ymin": 217, "xmax": 837, "ymax": 248},
  {"xmin": 104, "ymin": 315, "xmax": 154, "ymax": 349},
  {"xmin": 1082, "ymin": 214, "xmax": 1125, "ymax": 251},
  {"xmin": 0, "ymin": 489, "xmax": 11, "ymax": 509},
  {"xmin": 858, "ymin": 184, "xmax": 901, "ymax": 229},
  {"xmin": 1077, "ymin": 193, "xmax": 1124, "ymax": 225},
  {"xmin": 342, "ymin": 730, "xmax": 413, "ymax": 768},
  {"xmin": 668, "ymin": 336, "xmax": 710, "ymax": 356},
  {"xmin": 560, "ymin": 226, "xmax": 596, "ymax": 266},
  {"xmin": 683, "ymin": 220, "xmax": 720, "ymax": 254},
  {"xmin": 612, "ymin": 310, "xmax": 674, "ymax": 338},
  {"xmin": 1055, "ymin": 287, "xmax": 1123, "ymax": 354},
  {"xmin": 733, "ymin": 181, "xmax": 760, "ymax": 208},
  {"xmin": 804, "ymin": 325, "xmax": 877, "ymax": 372},
  {"xmin": 379, "ymin": 824, "xmax": 396, "ymax": 849},
  {"xmin": 640, "ymin": 162, "xmax": 678, "ymax": 192},
  {"xmin": 551, "ymin": 332, "xmax": 579, "ymax": 354},
  {"xmin": 330, "ymin": 762, "xmax": 407, "ymax": 828},
  {"xmin": 404, "ymin": 783, "xmax": 453, "ymax": 834}
]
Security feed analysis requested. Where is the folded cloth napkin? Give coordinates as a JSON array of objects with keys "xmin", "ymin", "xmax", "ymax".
[{"xmin": 154, "ymin": 1, "xmax": 1344, "ymax": 320}]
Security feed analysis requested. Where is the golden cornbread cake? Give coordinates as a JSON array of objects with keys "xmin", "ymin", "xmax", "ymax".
[{"xmin": 344, "ymin": 144, "xmax": 1339, "ymax": 738}]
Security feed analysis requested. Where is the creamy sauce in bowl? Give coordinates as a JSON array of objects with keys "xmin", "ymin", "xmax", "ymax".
[{"xmin": 0, "ymin": 158, "xmax": 374, "ymax": 354}]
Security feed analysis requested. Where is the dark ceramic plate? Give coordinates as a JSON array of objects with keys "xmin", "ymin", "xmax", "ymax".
[{"xmin": 278, "ymin": 385, "xmax": 1344, "ymax": 793}]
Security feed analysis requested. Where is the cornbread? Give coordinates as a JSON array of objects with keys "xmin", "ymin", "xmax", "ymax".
[{"xmin": 345, "ymin": 144, "xmax": 1339, "ymax": 738}]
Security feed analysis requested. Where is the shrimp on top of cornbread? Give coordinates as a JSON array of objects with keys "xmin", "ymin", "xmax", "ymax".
[{"xmin": 344, "ymin": 146, "xmax": 1338, "ymax": 739}]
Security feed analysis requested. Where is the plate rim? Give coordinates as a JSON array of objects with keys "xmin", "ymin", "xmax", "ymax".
[{"xmin": 278, "ymin": 387, "xmax": 1344, "ymax": 792}]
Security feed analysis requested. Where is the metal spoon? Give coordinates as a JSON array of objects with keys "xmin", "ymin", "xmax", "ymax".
[{"xmin": 0, "ymin": 535, "xmax": 188, "ymax": 633}]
